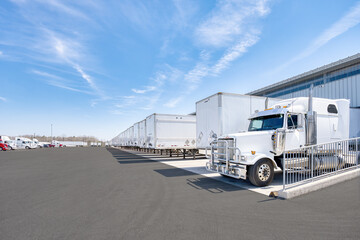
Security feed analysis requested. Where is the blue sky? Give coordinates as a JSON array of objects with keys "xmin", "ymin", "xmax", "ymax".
[{"xmin": 1, "ymin": 0, "xmax": 360, "ymax": 140}]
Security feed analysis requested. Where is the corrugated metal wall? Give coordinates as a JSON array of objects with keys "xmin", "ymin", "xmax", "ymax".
[{"xmin": 268, "ymin": 63, "xmax": 360, "ymax": 108}]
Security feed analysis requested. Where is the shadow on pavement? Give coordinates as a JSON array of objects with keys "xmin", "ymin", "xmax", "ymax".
[
  {"xmin": 107, "ymin": 148, "xmax": 244, "ymax": 193},
  {"xmin": 154, "ymin": 168, "xmax": 198, "ymax": 177},
  {"xmin": 107, "ymin": 148, "xmax": 155, "ymax": 164},
  {"xmin": 107, "ymin": 148, "xmax": 206, "ymax": 162},
  {"xmin": 186, "ymin": 177, "xmax": 244, "ymax": 193}
]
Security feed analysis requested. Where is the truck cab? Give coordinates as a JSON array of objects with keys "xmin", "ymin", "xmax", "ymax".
[
  {"xmin": 15, "ymin": 137, "xmax": 34, "ymax": 149},
  {"xmin": 206, "ymin": 97, "xmax": 350, "ymax": 186},
  {"xmin": 32, "ymin": 138, "xmax": 41, "ymax": 148},
  {"xmin": 0, "ymin": 136, "xmax": 16, "ymax": 150},
  {"xmin": 0, "ymin": 139, "xmax": 9, "ymax": 151}
]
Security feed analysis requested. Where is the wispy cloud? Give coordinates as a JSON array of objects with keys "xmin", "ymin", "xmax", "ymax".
[
  {"xmin": 126, "ymin": 0, "xmax": 271, "ymax": 109},
  {"xmin": 184, "ymin": 62, "xmax": 209, "ymax": 92},
  {"xmin": 171, "ymin": 0, "xmax": 199, "ymax": 29},
  {"xmin": 39, "ymin": 0, "xmax": 89, "ymax": 20},
  {"xmin": 298, "ymin": 1, "xmax": 360, "ymax": 60},
  {"xmin": 10, "ymin": 0, "xmax": 89, "ymax": 20},
  {"xmin": 110, "ymin": 109, "xmax": 124, "ymax": 115},
  {"xmin": 195, "ymin": 0, "xmax": 270, "ymax": 47},
  {"xmin": 0, "ymin": 96, "xmax": 7, "ymax": 102},
  {"xmin": 164, "ymin": 96, "xmax": 183, "ymax": 108},
  {"xmin": 169, "ymin": 0, "xmax": 270, "ymax": 106},
  {"xmin": 36, "ymin": 32, "xmax": 107, "ymax": 99},
  {"xmin": 141, "ymin": 93, "xmax": 162, "ymax": 110},
  {"xmin": 3, "ymin": 0, "xmax": 272, "ymax": 114},
  {"xmin": 212, "ymin": 33, "xmax": 259, "ymax": 74},
  {"xmin": 273, "ymin": 1, "xmax": 360, "ymax": 72},
  {"xmin": 2, "ymin": 1, "xmax": 108, "ymax": 105},
  {"xmin": 132, "ymin": 86, "xmax": 157, "ymax": 94},
  {"xmin": 32, "ymin": 69, "xmax": 92, "ymax": 94},
  {"xmin": 116, "ymin": 0, "xmax": 153, "ymax": 30},
  {"xmin": 73, "ymin": 65, "xmax": 102, "ymax": 94}
]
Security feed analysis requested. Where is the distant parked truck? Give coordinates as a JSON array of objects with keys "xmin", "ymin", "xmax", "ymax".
[
  {"xmin": 32, "ymin": 138, "xmax": 41, "ymax": 148},
  {"xmin": 0, "ymin": 137, "xmax": 9, "ymax": 151},
  {"xmin": 206, "ymin": 95, "xmax": 350, "ymax": 187},
  {"xmin": 15, "ymin": 137, "xmax": 34, "ymax": 149},
  {"xmin": 50, "ymin": 140, "xmax": 63, "ymax": 147},
  {"xmin": 0, "ymin": 136, "xmax": 16, "ymax": 150},
  {"xmin": 145, "ymin": 113, "xmax": 196, "ymax": 150},
  {"xmin": 196, "ymin": 93, "xmax": 280, "ymax": 149}
]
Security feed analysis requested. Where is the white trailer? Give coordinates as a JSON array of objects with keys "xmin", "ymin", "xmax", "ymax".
[
  {"xmin": 129, "ymin": 126, "xmax": 134, "ymax": 146},
  {"xmin": 196, "ymin": 92, "xmax": 280, "ymax": 149},
  {"xmin": 145, "ymin": 113, "xmax": 196, "ymax": 149},
  {"xmin": 139, "ymin": 119, "xmax": 146, "ymax": 148},
  {"xmin": 133, "ymin": 122, "xmax": 140, "ymax": 147},
  {"xmin": 206, "ymin": 94, "xmax": 350, "ymax": 187}
]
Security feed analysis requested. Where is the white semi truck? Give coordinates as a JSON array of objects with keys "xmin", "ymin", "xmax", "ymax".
[
  {"xmin": 206, "ymin": 94, "xmax": 350, "ymax": 186},
  {"xmin": 15, "ymin": 137, "xmax": 34, "ymax": 149},
  {"xmin": 32, "ymin": 138, "xmax": 41, "ymax": 148},
  {"xmin": 0, "ymin": 136, "xmax": 17, "ymax": 150}
]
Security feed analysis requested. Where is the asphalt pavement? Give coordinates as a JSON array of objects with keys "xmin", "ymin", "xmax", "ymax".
[{"xmin": 0, "ymin": 147, "xmax": 359, "ymax": 240}]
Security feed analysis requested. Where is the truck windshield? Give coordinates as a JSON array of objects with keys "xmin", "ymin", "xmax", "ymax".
[{"xmin": 248, "ymin": 114, "xmax": 284, "ymax": 131}]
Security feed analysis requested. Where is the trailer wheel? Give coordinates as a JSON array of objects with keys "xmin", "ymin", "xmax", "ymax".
[{"xmin": 248, "ymin": 158, "xmax": 274, "ymax": 187}]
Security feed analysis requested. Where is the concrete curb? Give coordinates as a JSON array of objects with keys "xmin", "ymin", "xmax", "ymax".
[{"xmin": 278, "ymin": 168, "xmax": 360, "ymax": 199}]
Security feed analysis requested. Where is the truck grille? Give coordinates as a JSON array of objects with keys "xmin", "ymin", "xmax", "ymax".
[{"xmin": 217, "ymin": 138, "xmax": 235, "ymax": 161}]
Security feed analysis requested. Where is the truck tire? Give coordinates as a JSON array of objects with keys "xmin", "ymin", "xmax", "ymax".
[
  {"xmin": 25, "ymin": 146, "xmax": 30, "ymax": 149},
  {"xmin": 248, "ymin": 158, "xmax": 274, "ymax": 187}
]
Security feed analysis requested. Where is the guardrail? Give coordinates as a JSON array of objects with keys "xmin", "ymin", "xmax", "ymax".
[{"xmin": 283, "ymin": 137, "xmax": 360, "ymax": 190}]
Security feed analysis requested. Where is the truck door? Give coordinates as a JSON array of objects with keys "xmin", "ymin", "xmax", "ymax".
[{"xmin": 285, "ymin": 114, "xmax": 306, "ymax": 150}]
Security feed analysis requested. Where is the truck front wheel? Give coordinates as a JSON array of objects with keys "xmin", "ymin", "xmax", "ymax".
[{"xmin": 248, "ymin": 159, "xmax": 274, "ymax": 187}]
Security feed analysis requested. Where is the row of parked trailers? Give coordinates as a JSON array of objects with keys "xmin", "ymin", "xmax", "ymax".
[
  {"xmin": 113, "ymin": 113, "xmax": 197, "ymax": 150},
  {"xmin": 111, "ymin": 93, "xmax": 279, "ymax": 151}
]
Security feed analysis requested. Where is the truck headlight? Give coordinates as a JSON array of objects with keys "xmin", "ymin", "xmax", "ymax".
[{"xmin": 241, "ymin": 156, "xmax": 247, "ymax": 161}]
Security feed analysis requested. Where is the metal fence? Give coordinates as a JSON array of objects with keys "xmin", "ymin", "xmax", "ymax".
[{"xmin": 283, "ymin": 137, "xmax": 360, "ymax": 190}]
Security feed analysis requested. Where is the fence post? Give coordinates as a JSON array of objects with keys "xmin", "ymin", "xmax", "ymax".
[
  {"xmin": 311, "ymin": 146, "xmax": 314, "ymax": 181},
  {"xmin": 282, "ymin": 155, "xmax": 285, "ymax": 191},
  {"xmin": 335, "ymin": 143, "xmax": 338, "ymax": 174},
  {"xmin": 356, "ymin": 138, "xmax": 359, "ymax": 167},
  {"xmin": 225, "ymin": 141, "xmax": 229, "ymax": 174}
]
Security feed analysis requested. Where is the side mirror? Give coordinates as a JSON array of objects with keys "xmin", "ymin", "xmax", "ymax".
[{"xmin": 272, "ymin": 128, "xmax": 286, "ymax": 156}]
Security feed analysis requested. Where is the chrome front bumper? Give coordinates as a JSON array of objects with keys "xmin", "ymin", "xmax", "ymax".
[{"xmin": 206, "ymin": 161, "xmax": 247, "ymax": 180}]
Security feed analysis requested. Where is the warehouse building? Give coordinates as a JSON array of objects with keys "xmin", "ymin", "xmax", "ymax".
[{"xmin": 248, "ymin": 53, "xmax": 360, "ymax": 138}]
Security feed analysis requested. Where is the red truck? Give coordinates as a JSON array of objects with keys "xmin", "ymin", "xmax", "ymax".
[{"xmin": 0, "ymin": 140, "xmax": 9, "ymax": 151}]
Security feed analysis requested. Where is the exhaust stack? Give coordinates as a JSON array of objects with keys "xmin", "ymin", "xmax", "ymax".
[
  {"xmin": 306, "ymin": 84, "xmax": 317, "ymax": 146},
  {"xmin": 265, "ymin": 97, "xmax": 269, "ymax": 109}
]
